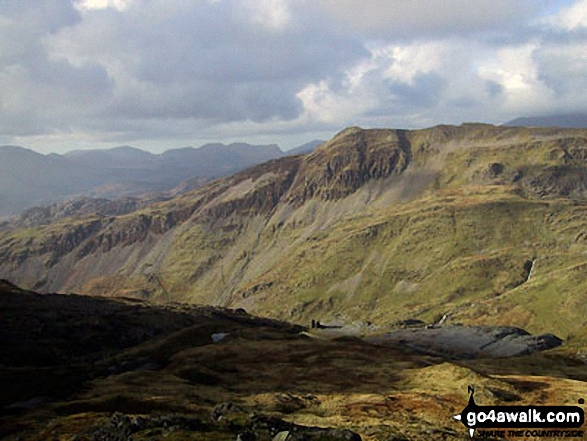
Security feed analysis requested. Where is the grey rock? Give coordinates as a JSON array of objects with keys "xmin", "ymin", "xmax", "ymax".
[
  {"xmin": 366, "ymin": 326, "xmax": 563, "ymax": 359},
  {"xmin": 211, "ymin": 402, "xmax": 246, "ymax": 422}
]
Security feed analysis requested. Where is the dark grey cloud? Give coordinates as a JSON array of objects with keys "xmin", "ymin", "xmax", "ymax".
[
  {"xmin": 486, "ymin": 80, "xmax": 504, "ymax": 98},
  {"xmin": 316, "ymin": 0, "xmax": 551, "ymax": 40},
  {"xmin": 2, "ymin": 0, "xmax": 587, "ymax": 152},
  {"xmin": 388, "ymin": 73, "xmax": 448, "ymax": 108},
  {"xmin": 52, "ymin": 0, "xmax": 367, "ymax": 125},
  {"xmin": 0, "ymin": 0, "xmax": 113, "ymax": 136},
  {"xmin": 534, "ymin": 41, "xmax": 587, "ymax": 102},
  {"xmin": 356, "ymin": 72, "xmax": 448, "ymax": 120},
  {"xmin": 0, "ymin": 0, "xmax": 80, "ymax": 33}
]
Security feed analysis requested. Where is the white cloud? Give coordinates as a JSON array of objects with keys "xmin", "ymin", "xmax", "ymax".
[
  {"xmin": 297, "ymin": 79, "xmax": 378, "ymax": 125},
  {"xmin": 546, "ymin": 0, "xmax": 587, "ymax": 30},
  {"xmin": 477, "ymin": 43, "xmax": 555, "ymax": 114},
  {"xmin": 379, "ymin": 43, "xmax": 447, "ymax": 85},
  {"xmin": 2, "ymin": 0, "xmax": 587, "ymax": 153},
  {"xmin": 245, "ymin": 0, "xmax": 292, "ymax": 31},
  {"xmin": 296, "ymin": 42, "xmax": 455, "ymax": 126},
  {"xmin": 76, "ymin": 0, "xmax": 132, "ymax": 11}
]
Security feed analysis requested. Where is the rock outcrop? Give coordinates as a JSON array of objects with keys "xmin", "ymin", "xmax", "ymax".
[{"xmin": 367, "ymin": 326, "xmax": 563, "ymax": 359}]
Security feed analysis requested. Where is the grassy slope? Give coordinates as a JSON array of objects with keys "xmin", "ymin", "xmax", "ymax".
[
  {"xmin": 210, "ymin": 125, "xmax": 587, "ymax": 340},
  {"xmin": 230, "ymin": 189, "xmax": 587, "ymax": 338}
]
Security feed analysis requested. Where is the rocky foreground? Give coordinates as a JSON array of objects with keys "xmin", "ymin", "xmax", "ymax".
[{"xmin": 1, "ymin": 280, "xmax": 586, "ymax": 440}]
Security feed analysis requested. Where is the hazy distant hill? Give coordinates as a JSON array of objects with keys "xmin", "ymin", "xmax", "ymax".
[
  {"xmin": 0, "ymin": 146, "xmax": 102, "ymax": 216},
  {"xmin": 0, "ymin": 142, "xmax": 305, "ymax": 216},
  {"xmin": 505, "ymin": 113, "xmax": 587, "ymax": 128},
  {"xmin": 285, "ymin": 139, "xmax": 324, "ymax": 155}
]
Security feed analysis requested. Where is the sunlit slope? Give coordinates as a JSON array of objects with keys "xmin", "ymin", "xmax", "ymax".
[
  {"xmin": 1, "ymin": 123, "xmax": 587, "ymax": 340},
  {"xmin": 230, "ymin": 188, "xmax": 587, "ymax": 339}
]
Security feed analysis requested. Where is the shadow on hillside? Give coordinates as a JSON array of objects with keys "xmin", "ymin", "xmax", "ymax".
[{"xmin": 0, "ymin": 282, "xmax": 443, "ymax": 438}]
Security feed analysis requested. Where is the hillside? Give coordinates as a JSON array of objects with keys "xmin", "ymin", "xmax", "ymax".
[
  {"xmin": 1, "ymin": 280, "xmax": 584, "ymax": 441},
  {"xmin": 2, "ymin": 123, "xmax": 587, "ymax": 345}
]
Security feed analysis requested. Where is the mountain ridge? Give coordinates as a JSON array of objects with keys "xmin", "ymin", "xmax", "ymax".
[
  {"xmin": 0, "ymin": 140, "xmax": 322, "ymax": 217},
  {"xmin": 505, "ymin": 113, "xmax": 587, "ymax": 128},
  {"xmin": 2, "ymin": 123, "xmax": 587, "ymax": 346}
]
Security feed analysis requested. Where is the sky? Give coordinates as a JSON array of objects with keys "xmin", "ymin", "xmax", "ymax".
[{"xmin": 1, "ymin": 0, "xmax": 587, "ymax": 153}]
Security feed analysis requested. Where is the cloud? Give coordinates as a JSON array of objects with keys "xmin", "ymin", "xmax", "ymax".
[
  {"xmin": 48, "ymin": 0, "xmax": 366, "ymax": 126},
  {"xmin": 546, "ymin": 0, "xmax": 587, "ymax": 30},
  {"xmin": 0, "ymin": 0, "xmax": 113, "ymax": 136},
  {"xmin": 296, "ymin": 40, "xmax": 488, "ymax": 128},
  {"xmin": 531, "ymin": 41, "xmax": 587, "ymax": 115},
  {"xmin": 316, "ymin": 0, "xmax": 546, "ymax": 39},
  {"xmin": 76, "ymin": 0, "xmax": 133, "ymax": 11},
  {"xmin": 476, "ymin": 43, "xmax": 554, "ymax": 114},
  {"xmin": 245, "ymin": 0, "xmax": 292, "ymax": 31},
  {"xmin": 2, "ymin": 0, "xmax": 587, "ymax": 152}
]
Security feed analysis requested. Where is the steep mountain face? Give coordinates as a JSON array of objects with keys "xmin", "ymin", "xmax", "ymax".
[
  {"xmin": 0, "ymin": 142, "xmax": 286, "ymax": 216},
  {"xmin": 2, "ymin": 124, "xmax": 587, "ymax": 344},
  {"xmin": 8, "ymin": 196, "xmax": 165, "ymax": 229},
  {"xmin": 285, "ymin": 128, "xmax": 410, "ymax": 202}
]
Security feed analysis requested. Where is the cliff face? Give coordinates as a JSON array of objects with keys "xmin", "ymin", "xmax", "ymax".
[
  {"xmin": 285, "ymin": 128, "xmax": 411, "ymax": 202},
  {"xmin": 3, "ymin": 124, "xmax": 587, "ymax": 341}
]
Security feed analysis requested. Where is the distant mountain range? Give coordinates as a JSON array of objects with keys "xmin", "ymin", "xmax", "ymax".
[
  {"xmin": 0, "ymin": 140, "xmax": 323, "ymax": 217},
  {"xmin": 505, "ymin": 113, "xmax": 587, "ymax": 128}
]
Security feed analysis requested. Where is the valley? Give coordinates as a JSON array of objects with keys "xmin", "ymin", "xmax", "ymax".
[{"xmin": 0, "ymin": 141, "xmax": 323, "ymax": 217}]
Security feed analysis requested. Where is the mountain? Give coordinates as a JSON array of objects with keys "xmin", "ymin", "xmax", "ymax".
[
  {"xmin": 0, "ymin": 142, "xmax": 286, "ymax": 217},
  {"xmin": 2, "ymin": 123, "xmax": 587, "ymax": 347},
  {"xmin": 0, "ymin": 145, "xmax": 100, "ymax": 216},
  {"xmin": 65, "ymin": 145, "xmax": 156, "ymax": 165},
  {"xmin": 285, "ymin": 139, "xmax": 324, "ymax": 155},
  {"xmin": 8, "ymin": 196, "xmax": 167, "ymax": 229},
  {"xmin": 505, "ymin": 112, "xmax": 587, "ymax": 128}
]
